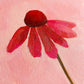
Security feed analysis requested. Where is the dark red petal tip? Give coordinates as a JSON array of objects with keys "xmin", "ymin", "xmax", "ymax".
[
  {"xmin": 7, "ymin": 26, "xmax": 30, "ymax": 52},
  {"xmin": 24, "ymin": 10, "xmax": 47, "ymax": 27}
]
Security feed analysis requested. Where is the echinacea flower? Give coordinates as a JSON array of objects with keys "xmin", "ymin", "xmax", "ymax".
[{"xmin": 7, "ymin": 10, "xmax": 77, "ymax": 58}]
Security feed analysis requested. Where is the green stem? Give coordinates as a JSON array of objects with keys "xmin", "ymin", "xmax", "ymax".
[{"xmin": 57, "ymin": 54, "xmax": 74, "ymax": 84}]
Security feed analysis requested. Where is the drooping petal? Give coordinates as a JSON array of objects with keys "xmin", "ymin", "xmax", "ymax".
[
  {"xmin": 7, "ymin": 26, "xmax": 29, "ymax": 52},
  {"xmin": 47, "ymin": 20, "xmax": 76, "ymax": 28},
  {"xmin": 28, "ymin": 28, "xmax": 41, "ymax": 57},
  {"xmin": 47, "ymin": 21, "xmax": 77, "ymax": 38},
  {"xmin": 43, "ymin": 25, "xmax": 68, "ymax": 47},
  {"xmin": 37, "ymin": 27, "xmax": 58, "ymax": 58}
]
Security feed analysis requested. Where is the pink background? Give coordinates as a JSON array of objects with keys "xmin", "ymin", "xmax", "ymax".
[{"xmin": 0, "ymin": 0, "xmax": 84, "ymax": 84}]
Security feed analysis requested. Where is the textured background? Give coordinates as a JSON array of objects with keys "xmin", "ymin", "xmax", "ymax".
[{"xmin": 0, "ymin": 0, "xmax": 84, "ymax": 84}]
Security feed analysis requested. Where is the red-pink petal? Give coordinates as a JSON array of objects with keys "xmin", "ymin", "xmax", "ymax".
[
  {"xmin": 7, "ymin": 26, "xmax": 29, "ymax": 52},
  {"xmin": 47, "ymin": 21, "xmax": 77, "ymax": 38},
  {"xmin": 47, "ymin": 20, "xmax": 76, "ymax": 28},
  {"xmin": 43, "ymin": 25, "xmax": 68, "ymax": 47},
  {"xmin": 28, "ymin": 28, "xmax": 41, "ymax": 57},
  {"xmin": 37, "ymin": 27, "xmax": 58, "ymax": 58}
]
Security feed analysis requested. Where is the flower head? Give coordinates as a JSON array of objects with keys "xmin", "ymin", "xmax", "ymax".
[{"xmin": 7, "ymin": 10, "xmax": 77, "ymax": 58}]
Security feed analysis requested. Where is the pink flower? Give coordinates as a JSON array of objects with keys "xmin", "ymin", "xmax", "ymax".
[{"xmin": 7, "ymin": 10, "xmax": 77, "ymax": 58}]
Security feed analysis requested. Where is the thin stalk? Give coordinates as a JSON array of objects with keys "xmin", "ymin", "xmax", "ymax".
[{"xmin": 57, "ymin": 54, "xmax": 74, "ymax": 84}]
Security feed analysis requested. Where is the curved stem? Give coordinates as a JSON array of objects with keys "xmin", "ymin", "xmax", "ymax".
[{"xmin": 57, "ymin": 54, "xmax": 74, "ymax": 84}]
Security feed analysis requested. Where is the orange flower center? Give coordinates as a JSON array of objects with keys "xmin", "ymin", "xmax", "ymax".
[{"xmin": 24, "ymin": 10, "xmax": 47, "ymax": 27}]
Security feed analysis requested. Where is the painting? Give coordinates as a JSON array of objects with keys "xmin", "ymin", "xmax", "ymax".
[{"xmin": 0, "ymin": 0, "xmax": 83, "ymax": 84}]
